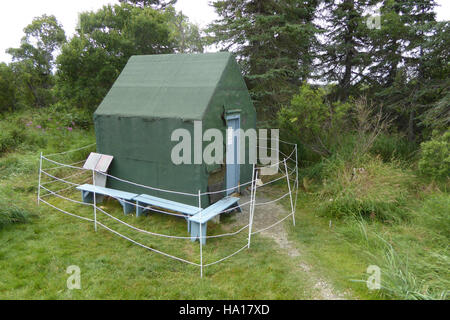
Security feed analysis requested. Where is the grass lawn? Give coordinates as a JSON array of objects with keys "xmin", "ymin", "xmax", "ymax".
[{"xmin": 0, "ymin": 190, "xmax": 321, "ymax": 299}]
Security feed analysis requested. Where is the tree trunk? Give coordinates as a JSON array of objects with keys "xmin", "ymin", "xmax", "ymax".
[
  {"xmin": 339, "ymin": 0, "xmax": 356, "ymax": 101},
  {"xmin": 408, "ymin": 108, "xmax": 415, "ymax": 142}
]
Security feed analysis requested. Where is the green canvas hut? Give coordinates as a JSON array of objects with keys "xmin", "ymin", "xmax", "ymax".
[{"xmin": 94, "ymin": 52, "xmax": 256, "ymax": 207}]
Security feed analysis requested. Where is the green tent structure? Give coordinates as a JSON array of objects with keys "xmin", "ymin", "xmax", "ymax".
[{"xmin": 94, "ymin": 52, "xmax": 256, "ymax": 207}]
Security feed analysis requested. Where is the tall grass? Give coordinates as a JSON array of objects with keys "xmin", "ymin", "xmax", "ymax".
[
  {"xmin": 0, "ymin": 108, "xmax": 93, "ymax": 228},
  {"xmin": 298, "ymin": 142, "xmax": 449, "ymax": 299},
  {"xmin": 377, "ymin": 239, "xmax": 448, "ymax": 300},
  {"xmin": 0, "ymin": 108, "xmax": 94, "ymax": 156},
  {"xmin": 316, "ymin": 155, "xmax": 414, "ymax": 222},
  {"xmin": 414, "ymin": 193, "xmax": 450, "ymax": 243},
  {"xmin": 0, "ymin": 195, "xmax": 35, "ymax": 229},
  {"xmin": 355, "ymin": 231, "xmax": 449, "ymax": 300}
]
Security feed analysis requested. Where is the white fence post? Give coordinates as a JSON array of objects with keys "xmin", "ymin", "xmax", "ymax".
[
  {"xmin": 37, "ymin": 152, "xmax": 43, "ymax": 205},
  {"xmin": 93, "ymin": 169, "xmax": 97, "ymax": 232},
  {"xmin": 247, "ymin": 164, "xmax": 255, "ymax": 248},
  {"xmin": 198, "ymin": 189, "xmax": 203, "ymax": 278},
  {"xmin": 284, "ymin": 158, "xmax": 295, "ymax": 226},
  {"xmin": 294, "ymin": 144, "xmax": 299, "ymax": 210},
  {"xmin": 248, "ymin": 168, "xmax": 258, "ymax": 248}
]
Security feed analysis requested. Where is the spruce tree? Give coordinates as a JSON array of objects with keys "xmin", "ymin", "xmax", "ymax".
[
  {"xmin": 317, "ymin": 0, "xmax": 375, "ymax": 100},
  {"xmin": 208, "ymin": 0, "xmax": 320, "ymax": 119}
]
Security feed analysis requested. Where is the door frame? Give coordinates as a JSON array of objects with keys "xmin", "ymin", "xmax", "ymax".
[{"xmin": 225, "ymin": 113, "xmax": 240, "ymax": 195}]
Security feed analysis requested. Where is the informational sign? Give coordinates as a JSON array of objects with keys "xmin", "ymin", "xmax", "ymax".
[{"xmin": 83, "ymin": 152, "xmax": 114, "ymax": 187}]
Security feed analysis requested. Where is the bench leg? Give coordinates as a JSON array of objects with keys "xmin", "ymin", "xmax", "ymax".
[
  {"xmin": 227, "ymin": 203, "xmax": 241, "ymax": 213},
  {"xmin": 136, "ymin": 201, "xmax": 147, "ymax": 217},
  {"xmin": 119, "ymin": 200, "xmax": 135, "ymax": 215},
  {"xmin": 81, "ymin": 190, "xmax": 92, "ymax": 203},
  {"xmin": 190, "ymin": 221, "xmax": 207, "ymax": 245},
  {"xmin": 81, "ymin": 191, "xmax": 104, "ymax": 205},
  {"xmin": 212, "ymin": 215, "xmax": 220, "ymax": 224}
]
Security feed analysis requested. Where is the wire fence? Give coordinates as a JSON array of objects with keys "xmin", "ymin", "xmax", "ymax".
[{"xmin": 37, "ymin": 139, "xmax": 298, "ymax": 277}]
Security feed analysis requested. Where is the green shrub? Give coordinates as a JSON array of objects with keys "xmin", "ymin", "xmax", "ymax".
[
  {"xmin": 50, "ymin": 103, "xmax": 93, "ymax": 129},
  {"xmin": 0, "ymin": 107, "xmax": 95, "ymax": 158},
  {"xmin": 0, "ymin": 63, "xmax": 17, "ymax": 113},
  {"xmin": 278, "ymin": 83, "xmax": 351, "ymax": 158},
  {"xmin": 418, "ymin": 131, "xmax": 450, "ymax": 180},
  {"xmin": 0, "ymin": 127, "xmax": 26, "ymax": 155}
]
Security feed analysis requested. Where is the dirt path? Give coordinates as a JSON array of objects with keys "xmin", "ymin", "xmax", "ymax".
[{"xmin": 223, "ymin": 190, "xmax": 346, "ymax": 300}]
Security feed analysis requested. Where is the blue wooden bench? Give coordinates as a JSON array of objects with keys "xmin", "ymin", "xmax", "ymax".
[
  {"xmin": 134, "ymin": 193, "xmax": 201, "ymax": 219},
  {"xmin": 76, "ymin": 184, "xmax": 138, "ymax": 215},
  {"xmin": 76, "ymin": 184, "xmax": 240, "ymax": 244},
  {"xmin": 188, "ymin": 196, "xmax": 240, "ymax": 245}
]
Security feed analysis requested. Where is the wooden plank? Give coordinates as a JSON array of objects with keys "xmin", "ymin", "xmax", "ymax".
[
  {"xmin": 76, "ymin": 184, "xmax": 137, "ymax": 200},
  {"xmin": 133, "ymin": 193, "xmax": 200, "ymax": 216},
  {"xmin": 189, "ymin": 197, "xmax": 239, "ymax": 224}
]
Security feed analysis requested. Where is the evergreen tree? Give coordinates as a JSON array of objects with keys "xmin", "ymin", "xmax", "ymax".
[
  {"xmin": 368, "ymin": 0, "xmax": 437, "ymax": 86},
  {"xmin": 317, "ymin": 0, "xmax": 375, "ymax": 101},
  {"xmin": 208, "ymin": 0, "xmax": 320, "ymax": 119},
  {"xmin": 370, "ymin": 0, "xmax": 440, "ymax": 141}
]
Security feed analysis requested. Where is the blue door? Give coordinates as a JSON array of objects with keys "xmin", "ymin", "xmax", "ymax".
[{"xmin": 226, "ymin": 114, "xmax": 240, "ymax": 195}]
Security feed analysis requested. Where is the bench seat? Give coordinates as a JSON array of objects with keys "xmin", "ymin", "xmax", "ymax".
[
  {"xmin": 76, "ymin": 184, "xmax": 138, "ymax": 215},
  {"xmin": 188, "ymin": 196, "xmax": 240, "ymax": 245},
  {"xmin": 134, "ymin": 193, "xmax": 201, "ymax": 218},
  {"xmin": 76, "ymin": 184, "xmax": 240, "ymax": 245}
]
